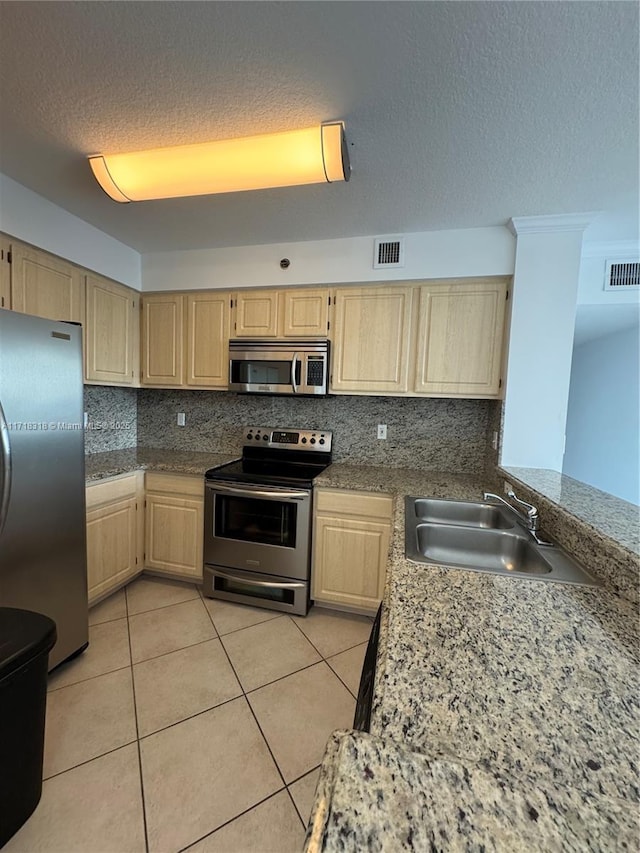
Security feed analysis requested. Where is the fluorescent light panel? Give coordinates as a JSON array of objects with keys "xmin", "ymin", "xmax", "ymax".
[{"xmin": 89, "ymin": 122, "xmax": 350, "ymax": 203}]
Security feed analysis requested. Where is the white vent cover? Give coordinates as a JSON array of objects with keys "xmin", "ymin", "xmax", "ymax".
[
  {"xmin": 604, "ymin": 259, "xmax": 640, "ymax": 291},
  {"xmin": 373, "ymin": 236, "xmax": 405, "ymax": 269}
]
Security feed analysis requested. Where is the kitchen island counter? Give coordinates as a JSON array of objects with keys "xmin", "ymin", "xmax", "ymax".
[{"xmin": 306, "ymin": 467, "xmax": 640, "ymax": 851}]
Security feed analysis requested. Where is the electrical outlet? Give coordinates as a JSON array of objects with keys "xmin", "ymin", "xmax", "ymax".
[
  {"xmin": 377, "ymin": 424, "xmax": 387, "ymax": 440},
  {"xmin": 83, "ymin": 411, "xmax": 88, "ymax": 429},
  {"xmin": 177, "ymin": 413, "xmax": 186, "ymax": 427},
  {"xmin": 492, "ymin": 431, "xmax": 499, "ymax": 450}
]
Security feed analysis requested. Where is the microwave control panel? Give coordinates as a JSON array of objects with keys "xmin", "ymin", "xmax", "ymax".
[{"xmin": 306, "ymin": 356, "xmax": 326, "ymax": 387}]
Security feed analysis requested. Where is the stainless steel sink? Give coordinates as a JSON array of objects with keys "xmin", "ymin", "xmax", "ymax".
[
  {"xmin": 410, "ymin": 497, "xmax": 515, "ymax": 530},
  {"xmin": 404, "ymin": 496, "xmax": 601, "ymax": 587}
]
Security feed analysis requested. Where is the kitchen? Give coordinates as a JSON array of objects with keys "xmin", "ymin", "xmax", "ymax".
[{"xmin": 0, "ymin": 4, "xmax": 635, "ymax": 849}]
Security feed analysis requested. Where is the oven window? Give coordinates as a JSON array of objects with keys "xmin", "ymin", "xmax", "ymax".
[
  {"xmin": 215, "ymin": 495, "xmax": 298, "ymax": 548},
  {"xmin": 214, "ymin": 574, "xmax": 296, "ymax": 605},
  {"xmin": 231, "ymin": 359, "xmax": 300, "ymax": 387}
]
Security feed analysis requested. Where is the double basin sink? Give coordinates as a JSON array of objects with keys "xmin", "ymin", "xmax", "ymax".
[{"xmin": 405, "ymin": 497, "xmax": 600, "ymax": 587}]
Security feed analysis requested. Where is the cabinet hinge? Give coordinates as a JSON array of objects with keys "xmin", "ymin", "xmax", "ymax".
[
  {"xmin": 327, "ymin": 295, "xmax": 331, "ymax": 306},
  {"xmin": 505, "ymin": 290, "xmax": 509, "ymax": 301},
  {"xmin": 230, "ymin": 298, "xmax": 234, "ymax": 308},
  {"xmin": 7, "ymin": 250, "xmax": 11, "ymax": 264},
  {"xmin": 327, "ymin": 321, "xmax": 330, "ymax": 331},
  {"xmin": 499, "ymin": 378, "xmax": 502, "ymax": 388},
  {"xmin": 144, "ymin": 499, "xmax": 147, "ymax": 508},
  {"xmin": 135, "ymin": 556, "xmax": 138, "ymax": 565},
  {"xmin": 0, "ymin": 297, "xmax": 4, "ymax": 308}
]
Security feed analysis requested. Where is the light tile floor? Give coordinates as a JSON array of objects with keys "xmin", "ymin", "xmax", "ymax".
[{"xmin": 6, "ymin": 577, "xmax": 372, "ymax": 853}]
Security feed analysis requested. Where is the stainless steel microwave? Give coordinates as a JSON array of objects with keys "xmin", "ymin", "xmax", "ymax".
[{"xmin": 228, "ymin": 339, "xmax": 329, "ymax": 395}]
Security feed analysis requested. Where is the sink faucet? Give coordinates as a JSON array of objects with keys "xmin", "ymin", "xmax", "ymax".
[{"xmin": 483, "ymin": 489, "xmax": 540, "ymax": 532}]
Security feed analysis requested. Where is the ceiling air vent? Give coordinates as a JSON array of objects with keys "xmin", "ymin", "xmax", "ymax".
[
  {"xmin": 604, "ymin": 259, "xmax": 640, "ymax": 291},
  {"xmin": 373, "ymin": 237, "xmax": 405, "ymax": 269}
]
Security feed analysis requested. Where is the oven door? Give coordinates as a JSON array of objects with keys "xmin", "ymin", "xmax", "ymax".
[{"xmin": 204, "ymin": 481, "xmax": 311, "ymax": 580}]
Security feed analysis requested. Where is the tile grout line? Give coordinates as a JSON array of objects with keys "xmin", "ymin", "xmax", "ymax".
[
  {"xmin": 43, "ymin": 737, "xmax": 140, "ymax": 783},
  {"xmin": 201, "ymin": 599, "xmax": 293, "ymax": 799},
  {"xmin": 125, "ymin": 584, "xmax": 151, "ymax": 853},
  {"xmin": 126, "ymin": 586, "xmax": 200, "ymax": 618}
]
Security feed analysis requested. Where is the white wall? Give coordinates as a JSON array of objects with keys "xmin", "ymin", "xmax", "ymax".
[
  {"xmin": 0, "ymin": 174, "xmax": 141, "ymax": 289},
  {"xmin": 563, "ymin": 325, "xmax": 640, "ymax": 505},
  {"xmin": 142, "ymin": 226, "xmax": 515, "ymax": 291},
  {"xmin": 501, "ymin": 220, "xmax": 587, "ymax": 471}
]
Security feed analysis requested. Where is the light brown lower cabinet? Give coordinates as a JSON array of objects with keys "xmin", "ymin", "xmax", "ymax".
[
  {"xmin": 85, "ymin": 473, "xmax": 143, "ymax": 605},
  {"xmin": 312, "ymin": 489, "xmax": 393, "ymax": 613},
  {"xmin": 144, "ymin": 472, "xmax": 204, "ymax": 581}
]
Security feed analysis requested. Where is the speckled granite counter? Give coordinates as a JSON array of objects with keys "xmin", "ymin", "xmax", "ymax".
[
  {"xmin": 306, "ymin": 465, "xmax": 640, "ymax": 851},
  {"xmin": 85, "ymin": 447, "xmax": 238, "ymax": 482}
]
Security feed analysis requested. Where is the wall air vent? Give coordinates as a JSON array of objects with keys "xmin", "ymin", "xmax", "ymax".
[
  {"xmin": 604, "ymin": 259, "xmax": 640, "ymax": 291},
  {"xmin": 373, "ymin": 237, "xmax": 405, "ymax": 269}
]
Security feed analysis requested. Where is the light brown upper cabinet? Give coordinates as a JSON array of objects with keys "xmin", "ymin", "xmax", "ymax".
[
  {"xmin": 279, "ymin": 288, "xmax": 329, "ymax": 337},
  {"xmin": 232, "ymin": 287, "xmax": 329, "ymax": 338},
  {"xmin": 10, "ymin": 241, "xmax": 84, "ymax": 324},
  {"xmin": 414, "ymin": 279, "xmax": 508, "ymax": 397},
  {"xmin": 0, "ymin": 235, "xmax": 11, "ymax": 309},
  {"xmin": 85, "ymin": 273, "xmax": 139, "ymax": 386},
  {"xmin": 185, "ymin": 291, "xmax": 231, "ymax": 388},
  {"xmin": 233, "ymin": 290, "xmax": 279, "ymax": 337},
  {"xmin": 330, "ymin": 285, "xmax": 414, "ymax": 394},
  {"xmin": 141, "ymin": 293, "xmax": 185, "ymax": 386}
]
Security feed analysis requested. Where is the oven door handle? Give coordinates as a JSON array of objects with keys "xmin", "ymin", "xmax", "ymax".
[
  {"xmin": 291, "ymin": 352, "xmax": 299, "ymax": 394},
  {"xmin": 213, "ymin": 568, "xmax": 306, "ymax": 589},
  {"xmin": 207, "ymin": 482, "xmax": 309, "ymax": 500}
]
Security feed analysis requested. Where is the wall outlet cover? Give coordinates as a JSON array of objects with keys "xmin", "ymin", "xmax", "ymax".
[
  {"xmin": 377, "ymin": 424, "xmax": 387, "ymax": 440},
  {"xmin": 177, "ymin": 413, "xmax": 186, "ymax": 427}
]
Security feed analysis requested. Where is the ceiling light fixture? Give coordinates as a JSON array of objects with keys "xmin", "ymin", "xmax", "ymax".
[{"xmin": 88, "ymin": 122, "xmax": 350, "ymax": 203}]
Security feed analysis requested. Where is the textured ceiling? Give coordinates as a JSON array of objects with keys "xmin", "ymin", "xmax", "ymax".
[{"xmin": 0, "ymin": 1, "xmax": 637, "ymax": 253}]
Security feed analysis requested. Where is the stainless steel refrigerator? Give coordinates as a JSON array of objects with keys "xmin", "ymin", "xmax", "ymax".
[{"xmin": 0, "ymin": 309, "xmax": 88, "ymax": 670}]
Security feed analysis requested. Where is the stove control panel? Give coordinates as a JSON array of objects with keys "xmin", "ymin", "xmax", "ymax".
[{"xmin": 244, "ymin": 427, "xmax": 332, "ymax": 452}]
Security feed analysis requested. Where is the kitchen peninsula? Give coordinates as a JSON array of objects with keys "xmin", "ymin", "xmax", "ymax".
[{"xmin": 304, "ymin": 464, "xmax": 639, "ymax": 851}]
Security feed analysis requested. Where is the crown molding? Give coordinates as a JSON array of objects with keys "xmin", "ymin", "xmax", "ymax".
[
  {"xmin": 581, "ymin": 238, "xmax": 640, "ymax": 259},
  {"xmin": 508, "ymin": 212, "xmax": 598, "ymax": 236}
]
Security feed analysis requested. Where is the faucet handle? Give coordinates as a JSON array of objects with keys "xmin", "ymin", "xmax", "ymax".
[{"xmin": 506, "ymin": 489, "xmax": 537, "ymax": 520}]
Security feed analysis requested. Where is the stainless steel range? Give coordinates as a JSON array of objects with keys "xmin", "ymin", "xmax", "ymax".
[{"xmin": 203, "ymin": 427, "xmax": 333, "ymax": 616}]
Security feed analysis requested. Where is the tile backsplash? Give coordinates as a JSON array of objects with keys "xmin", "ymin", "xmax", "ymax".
[
  {"xmin": 83, "ymin": 386, "xmax": 137, "ymax": 453},
  {"xmin": 136, "ymin": 390, "xmax": 499, "ymax": 475}
]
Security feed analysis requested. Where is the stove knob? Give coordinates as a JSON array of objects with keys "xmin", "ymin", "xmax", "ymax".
[
  {"xmin": 255, "ymin": 435, "xmax": 261, "ymax": 440},
  {"xmin": 319, "ymin": 438, "xmax": 325, "ymax": 445},
  {"xmin": 246, "ymin": 433, "xmax": 252, "ymax": 440},
  {"xmin": 310, "ymin": 438, "xmax": 316, "ymax": 445},
  {"xmin": 263, "ymin": 435, "xmax": 269, "ymax": 441},
  {"xmin": 301, "ymin": 437, "xmax": 307, "ymax": 444}
]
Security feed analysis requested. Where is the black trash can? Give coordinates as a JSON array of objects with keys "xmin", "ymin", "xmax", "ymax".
[{"xmin": 0, "ymin": 607, "xmax": 57, "ymax": 848}]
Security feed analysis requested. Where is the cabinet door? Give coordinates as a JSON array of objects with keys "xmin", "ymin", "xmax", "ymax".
[
  {"xmin": 11, "ymin": 242, "xmax": 83, "ymax": 323},
  {"xmin": 86, "ymin": 497, "xmax": 138, "ymax": 603},
  {"xmin": 145, "ymin": 494, "xmax": 203, "ymax": 580},
  {"xmin": 85, "ymin": 274, "xmax": 138, "ymax": 385},
  {"xmin": 331, "ymin": 286, "xmax": 413, "ymax": 394},
  {"xmin": 186, "ymin": 291, "xmax": 230, "ymax": 387},
  {"xmin": 280, "ymin": 289, "xmax": 329, "ymax": 337},
  {"xmin": 141, "ymin": 293, "xmax": 184, "ymax": 386},
  {"xmin": 0, "ymin": 235, "xmax": 11, "ymax": 309},
  {"xmin": 414, "ymin": 279, "xmax": 508, "ymax": 397},
  {"xmin": 233, "ymin": 290, "xmax": 278, "ymax": 337},
  {"xmin": 313, "ymin": 515, "xmax": 390, "ymax": 611}
]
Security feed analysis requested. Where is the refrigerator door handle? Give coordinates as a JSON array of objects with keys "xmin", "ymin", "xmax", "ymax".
[{"xmin": 0, "ymin": 399, "xmax": 11, "ymax": 538}]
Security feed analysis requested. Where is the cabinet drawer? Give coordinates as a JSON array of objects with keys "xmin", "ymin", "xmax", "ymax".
[
  {"xmin": 145, "ymin": 471, "xmax": 204, "ymax": 497},
  {"xmin": 315, "ymin": 488, "xmax": 393, "ymax": 520},
  {"xmin": 86, "ymin": 472, "xmax": 140, "ymax": 510}
]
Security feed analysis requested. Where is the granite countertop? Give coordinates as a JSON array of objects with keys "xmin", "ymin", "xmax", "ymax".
[
  {"xmin": 305, "ymin": 466, "xmax": 640, "ymax": 851},
  {"xmin": 85, "ymin": 446, "xmax": 239, "ymax": 482}
]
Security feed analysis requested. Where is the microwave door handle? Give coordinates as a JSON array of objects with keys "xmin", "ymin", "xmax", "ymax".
[
  {"xmin": 291, "ymin": 352, "xmax": 299, "ymax": 393},
  {"xmin": 214, "ymin": 568, "xmax": 306, "ymax": 589}
]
